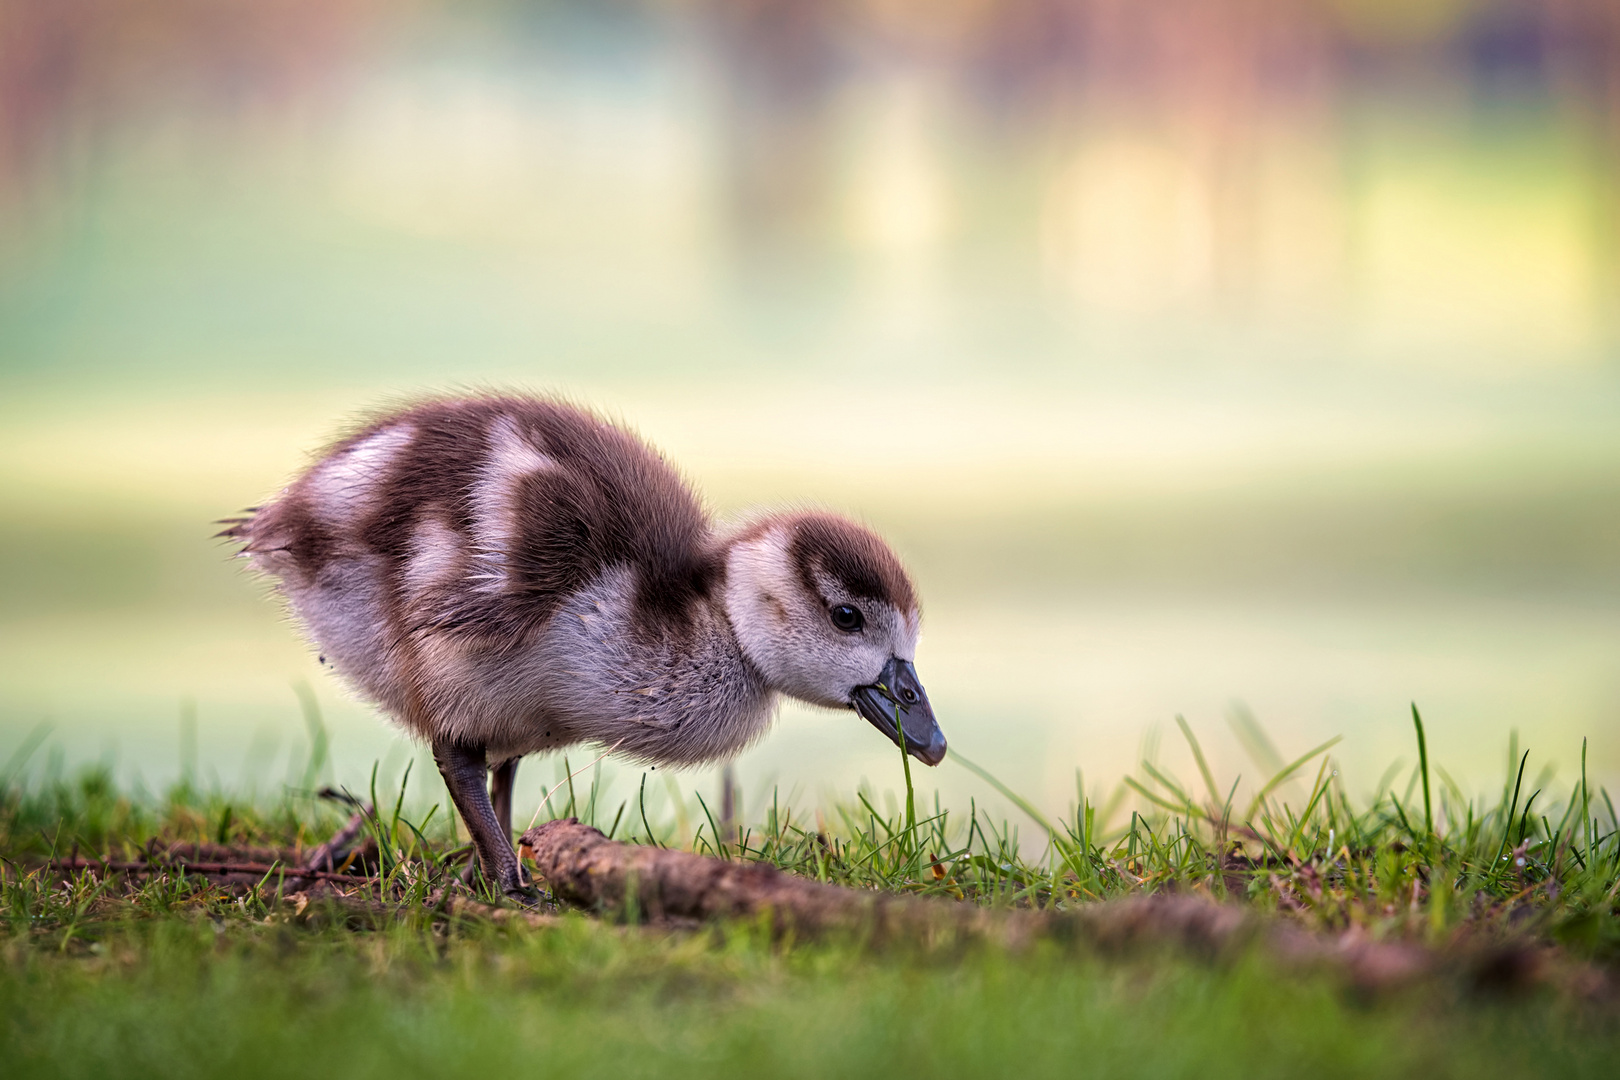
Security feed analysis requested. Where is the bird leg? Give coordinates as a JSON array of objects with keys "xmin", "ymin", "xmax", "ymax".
[
  {"xmin": 434, "ymin": 740, "xmax": 529, "ymax": 900},
  {"xmin": 455, "ymin": 756, "xmax": 521, "ymax": 886},
  {"xmin": 490, "ymin": 757, "xmax": 518, "ymax": 843},
  {"xmin": 461, "ymin": 757, "xmax": 521, "ymax": 885}
]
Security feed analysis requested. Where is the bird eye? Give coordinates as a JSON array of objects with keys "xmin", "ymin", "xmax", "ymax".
[{"xmin": 829, "ymin": 604, "xmax": 864, "ymax": 632}]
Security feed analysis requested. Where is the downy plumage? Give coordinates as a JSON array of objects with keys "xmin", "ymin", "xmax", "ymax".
[{"xmin": 222, "ymin": 395, "xmax": 945, "ymax": 898}]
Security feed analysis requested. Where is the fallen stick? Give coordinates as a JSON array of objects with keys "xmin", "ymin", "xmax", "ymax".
[
  {"xmin": 519, "ymin": 819, "xmax": 1268, "ymax": 952},
  {"xmin": 160, "ymin": 842, "xmax": 300, "ymax": 865},
  {"xmin": 520, "ymin": 817, "xmax": 955, "ymax": 939},
  {"xmin": 519, "ymin": 819, "xmax": 1605, "ymax": 997},
  {"xmin": 302, "ymin": 802, "xmax": 377, "ymax": 872}
]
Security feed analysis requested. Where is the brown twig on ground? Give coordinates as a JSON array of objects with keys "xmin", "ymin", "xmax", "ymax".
[
  {"xmin": 302, "ymin": 803, "xmax": 376, "ymax": 872},
  {"xmin": 161, "ymin": 842, "xmax": 299, "ymax": 865},
  {"xmin": 521, "ymin": 817, "xmax": 953, "ymax": 940},
  {"xmin": 519, "ymin": 818, "xmax": 1609, "ymax": 998},
  {"xmin": 519, "ymin": 818, "xmax": 1286, "ymax": 953}
]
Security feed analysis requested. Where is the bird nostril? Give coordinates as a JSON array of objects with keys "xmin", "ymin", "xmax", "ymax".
[{"xmin": 901, "ymin": 689, "xmax": 917, "ymax": 704}]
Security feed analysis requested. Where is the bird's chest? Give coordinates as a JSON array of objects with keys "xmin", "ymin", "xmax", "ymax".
[{"xmin": 531, "ymin": 567, "xmax": 775, "ymax": 762}]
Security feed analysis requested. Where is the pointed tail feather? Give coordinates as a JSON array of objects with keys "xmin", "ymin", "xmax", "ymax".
[{"xmin": 214, "ymin": 508, "xmax": 261, "ymax": 542}]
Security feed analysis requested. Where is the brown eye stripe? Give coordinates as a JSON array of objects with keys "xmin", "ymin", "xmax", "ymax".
[{"xmin": 788, "ymin": 514, "xmax": 917, "ymax": 611}]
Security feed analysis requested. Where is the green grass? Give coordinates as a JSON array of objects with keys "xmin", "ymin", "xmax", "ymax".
[
  {"xmin": 2, "ymin": 716, "xmax": 1617, "ymax": 1077},
  {"xmin": 4, "ymin": 914, "xmax": 1617, "ymax": 1080}
]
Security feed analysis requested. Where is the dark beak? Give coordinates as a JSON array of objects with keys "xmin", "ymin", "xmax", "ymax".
[{"xmin": 851, "ymin": 656, "xmax": 947, "ymax": 766}]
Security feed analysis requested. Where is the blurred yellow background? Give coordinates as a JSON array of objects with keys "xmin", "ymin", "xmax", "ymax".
[{"xmin": 2, "ymin": 0, "xmax": 1618, "ymax": 823}]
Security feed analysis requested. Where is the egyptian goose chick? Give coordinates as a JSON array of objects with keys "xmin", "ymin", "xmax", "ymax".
[{"xmin": 222, "ymin": 395, "xmax": 945, "ymax": 899}]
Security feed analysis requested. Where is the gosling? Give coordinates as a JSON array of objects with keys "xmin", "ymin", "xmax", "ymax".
[{"xmin": 222, "ymin": 394, "xmax": 946, "ymax": 899}]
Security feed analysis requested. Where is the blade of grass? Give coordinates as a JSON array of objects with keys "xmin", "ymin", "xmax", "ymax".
[
  {"xmin": 693, "ymin": 792, "xmax": 726, "ymax": 858},
  {"xmin": 638, "ymin": 772, "xmax": 659, "ymax": 847},
  {"xmin": 1412, "ymin": 704, "xmax": 1433, "ymax": 839},
  {"xmin": 1174, "ymin": 715, "xmax": 1221, "ymax": 809},
  {"xmin": 1491, "ymin": 750, "xmax": 1530, "ymax": 883},
  {"xmin": 0, "ymin": 721, "xmax": 53, "ymax": 791},
  {"xmin": 525, "ymin": 738, "xmax": 626, "ymax": 833},
  {"xmin": 1227, "ymin": 704, "xmax": 1285, "ymax": 777},
  {"xmin": 1139, "ymin": 761, "xmax": 1195, "ymax": 812},
  {"xmin": 1284, "ymin": 756, "xmax": 1334, "ymax": 855},
  {"xmin": 1518, "ymin": 790, "xmax": 1540, "ymax": 847},
  {"xmin": 1124, "ymin": 776, "xmax": 1194, "ymax": 815},
  {"xmin": 951, "ymin": 751, "xmax": 1057, "ymax": 836},
  {"xmin": 390, "ymin": 759, "xmax": 413, "ymax": 855},
  {"xmin": 896, "ymin": 703, "xmax": 917, "ymax": 845},
  {"xmin": 1243, "ymin": 735, "xmax": 1343, "ymax": 821},
  {"xmin": 292, "ymin": 682, "xmax": 328, "ymax": 793}
]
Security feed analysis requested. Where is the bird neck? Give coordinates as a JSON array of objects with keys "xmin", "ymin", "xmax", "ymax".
[{"xmin": 717, "ymin": 523, "xmax": 796, "ymax": 688}]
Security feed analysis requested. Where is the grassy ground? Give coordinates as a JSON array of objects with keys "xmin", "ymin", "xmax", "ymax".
[{"xmin": 3, "ymin": 716, "xmax": 1617, "ymax": 1078}]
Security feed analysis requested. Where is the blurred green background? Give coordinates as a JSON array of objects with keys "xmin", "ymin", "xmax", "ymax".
[{"xmin": 2, "ymin": 0, "xmax": 1618, "ymax": 822}]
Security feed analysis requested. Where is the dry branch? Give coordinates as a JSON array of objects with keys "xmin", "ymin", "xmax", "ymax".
[
  {"xmin": 519, "ymin": 818, "xmax": 1277, "ymax": 952},
  {"xmin": 302, "ymin": 804, "xmax": 376, "ymax": 872},
  {"xmin": 521, "ymin": 817, "xmax": 959, "ymax": 939},
  {"xmin": 160, "ymin": 842, "xmax": 299, "ymax": 865},
  {"xmin": 520, "ymin": 819, "xmax": 1604, "ymax": 997}
]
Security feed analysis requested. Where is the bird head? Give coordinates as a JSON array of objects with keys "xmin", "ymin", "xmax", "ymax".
[{"xmin": 722, "ymin": 512, "xmax": 947, "ymax": 766}]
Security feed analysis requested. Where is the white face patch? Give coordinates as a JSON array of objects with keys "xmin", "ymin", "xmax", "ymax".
[
  {"xmin": 469, "ymin": 414, "xmax": 559, "ymax": 590},
  {"xmin": 305, "ymin": 424, "xmax": 414, "ymax": 528},
  {"xmin": 723, "ymin": 526, "xmax": 919, "ymax": 709}
]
